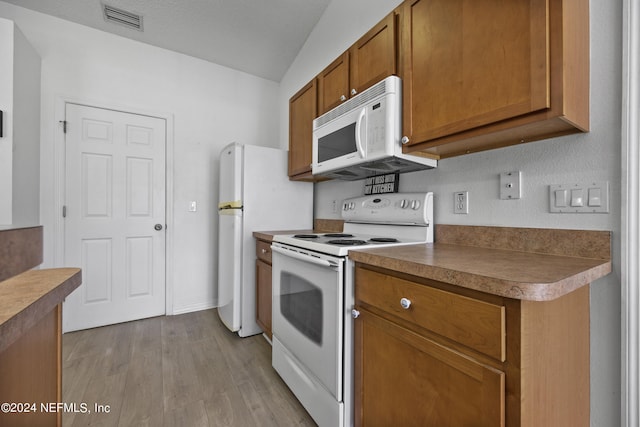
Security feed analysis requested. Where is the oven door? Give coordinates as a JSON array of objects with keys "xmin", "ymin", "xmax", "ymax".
[{"xmin": 271, "ymin": 243, "xmax": 344, "ymax": 400}]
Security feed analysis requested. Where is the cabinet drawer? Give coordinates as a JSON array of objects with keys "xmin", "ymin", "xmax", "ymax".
[
  {"xmin": 356, "ymin": 267, "xmax": 505, "ymax": 361},
  {"xmin": 256, "ymin": 240, "xmax": 272, "ymax": 264}
]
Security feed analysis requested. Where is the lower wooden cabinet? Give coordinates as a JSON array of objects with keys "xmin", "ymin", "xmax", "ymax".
[
  {"xmin": 255, "ymin": 239, "xmax": 272, "ymax": 339},
  {"xmin": 0, "ymin": 305, "xmax": 62, "ymax": 427},
  {"xmin": 354, "ymin": 265, "xmax": 590, "ymax": 427},
  {"xmin": 355, "ymin": 308, "xmax": 504, "ymax": 426}
]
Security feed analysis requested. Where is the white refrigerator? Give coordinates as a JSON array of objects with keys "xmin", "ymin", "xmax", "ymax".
[{"xmin": 217, "ymin": 142, "xmax": 313, "ymax": 337}]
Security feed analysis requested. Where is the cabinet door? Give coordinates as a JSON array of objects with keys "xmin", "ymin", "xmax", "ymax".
[
  {"xmin": 317, "ymin": 52, "xmax": 349, "ymax": 115},
  {"xmin": 349, "ymin": 12, "xmax": 397, "ymax": 97},
  {"xmin": 401, "ymin": 0, "xmax": 549, "ymax": 146},
  {"xmin": 256, "ymin": 259, "xmax": 272, "ymax": 339},
  {"xmin": 288, "ymin": 79, "xmax": 317, "ymax": 179},
  {"xmin": 354, "ymin": 307, "xmax": 504, "ymax": 427}
]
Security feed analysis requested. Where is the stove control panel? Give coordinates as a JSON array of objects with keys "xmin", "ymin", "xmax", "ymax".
[{"xmin": 341, "ymin": 192, "xmax": 433, "ymax": 225}]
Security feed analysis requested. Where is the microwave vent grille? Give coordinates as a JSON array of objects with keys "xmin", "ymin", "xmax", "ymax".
[{"xmin": 314, "ymin": 78, "xmax": 390, "ymax": 128}]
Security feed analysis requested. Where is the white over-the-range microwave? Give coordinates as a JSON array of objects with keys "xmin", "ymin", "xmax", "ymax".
[{"xmin": 312, "ymin": 75, "xmax": 437, "ymax": 181}]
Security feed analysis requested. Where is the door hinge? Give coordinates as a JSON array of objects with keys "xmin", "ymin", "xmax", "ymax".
[
  {"xmin": 59, "ymin": 120, "xmax": 67, "ymax": 133},
  {"xmin": 62, "ymin": 205, "xmax": 67, "ymax": 218}
]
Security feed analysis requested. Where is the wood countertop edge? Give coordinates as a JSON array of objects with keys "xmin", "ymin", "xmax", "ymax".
[
  {"xmin": 350, "ymin": 251, "xmax": 612, "ymax": 302},
  {"xmin": 0, "ymin": 268, "xmax": 82, "ymax": 353}
]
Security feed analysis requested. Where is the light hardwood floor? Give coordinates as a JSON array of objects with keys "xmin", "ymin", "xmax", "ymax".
[{"xmin": 62, "ymin": 309, "xmax": 316, "ymax": 426}]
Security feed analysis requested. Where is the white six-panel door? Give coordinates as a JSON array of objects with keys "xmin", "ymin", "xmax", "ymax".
[{"xmin": 63, "ymin": 103, "xmax": 166, "ymax": 332}]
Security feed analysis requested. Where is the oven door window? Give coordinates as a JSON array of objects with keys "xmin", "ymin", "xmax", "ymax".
[{"xmin": 280, "ymin": 272, "xmax": 323, "ymax": 345}]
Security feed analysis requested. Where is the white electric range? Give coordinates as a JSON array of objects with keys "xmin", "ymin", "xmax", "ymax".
[{"xmin": 270, "ymin": 192, "xmax": 434, "ymax": 427}]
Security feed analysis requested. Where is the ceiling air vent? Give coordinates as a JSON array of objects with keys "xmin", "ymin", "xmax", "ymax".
[{"xmin": 102, "ymin": 3, "xmax": 143, "ymax": 31}]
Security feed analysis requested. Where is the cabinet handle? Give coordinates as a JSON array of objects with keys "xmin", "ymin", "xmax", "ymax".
[
  {"xmin": 352, "ymin": 309, "xmax": 360, "ymax": 319},
  {"xmin": 400, "ymin": 298, "xmax": 412, "ymax": 310},
  {"xmin": 401, "ymin": 136, "xmax": 410, "ymax": 145},
  {"xmin": 351, "ymin": 88, "xmax": 357, "ymax": 96},
  {"xmin": 340, "ymin": 95, "xmax": 347, "ymax": 102}
]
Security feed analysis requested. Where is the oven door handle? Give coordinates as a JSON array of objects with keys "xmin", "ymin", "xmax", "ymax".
[{"xmin": 271, "ymin": 245, "xmax": 340, "ymax": 269}]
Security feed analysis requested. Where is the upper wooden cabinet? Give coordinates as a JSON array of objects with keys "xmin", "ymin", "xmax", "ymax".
[
  {"xmin": 317, "ymin": 52, "xmax": 350, "ymax": 115},
  {"xmin": 400, "ymin": 0, "xmax": 589, "ymax": 158},
  {"xmin": 288, "ymin": 79, "xmax": 317, "ymax": 180},
  {"xmin": 318, "ymin": 12, "xmax": 398, "ymax": 116},
  {"xmin": 350, "ymin": 12, "xmax": 398, "ymax": 97}
]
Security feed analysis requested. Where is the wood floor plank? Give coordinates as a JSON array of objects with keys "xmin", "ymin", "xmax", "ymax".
[
  {"xmin": 164, "ymin": 400, "xmax": 210, "ymax": 427},
  {"xmin": 61, "ymin": 309, "xmax": 317, "ymax": 427},
  {"xmin": 117, "ymin": 348, "xmax": 164, "ymax": 427},
  {"xmin": 71, "ymin": 371, "xmax": 127, "ymax": 427},
  {"xmin": 204, "ymin": 390, "xmax": 256, "ymax": 427},
  {"xmin": 131, "ymin": 316, "xmax": 162, "ymax": 355},
  {"xmin": 62, "ymin": 356, "xmax": 99, "ymax": 427}
]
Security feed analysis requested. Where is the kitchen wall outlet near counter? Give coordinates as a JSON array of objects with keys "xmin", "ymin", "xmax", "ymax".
[
  {"xmin": 454, "ymin": 191, "xmax": 469, "ymax": 214},
  {"xmin": 549, "ymin": 181, "xmax": 609, "ymax": 213}
]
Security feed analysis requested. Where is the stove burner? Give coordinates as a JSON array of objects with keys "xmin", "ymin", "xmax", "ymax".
[
  {"xmin": 324, "ymin": 233, "xmax": 354, "ymax": 238},
  {"xmin": 369, "ymin": 237, "xmax": 399, "ymax": 243},
  {"xmin": 293, "ymin": 234, "xmax": 319, "ymax": 238},
  {"xmin": 326, "ymin": 239, "xmax": 368, "ymax": 246}
]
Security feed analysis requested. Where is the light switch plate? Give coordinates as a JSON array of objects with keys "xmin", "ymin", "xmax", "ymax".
[
  {"xmin": 500, "ymin": 171, "xmax": 522, "ymax": 200},
  {"xmin": 549, "ymin": 182, "xmax": 609, "ymax": 213}
]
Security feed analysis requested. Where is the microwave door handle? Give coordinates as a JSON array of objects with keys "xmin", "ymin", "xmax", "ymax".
[{"xmin": 355, "ymin": 107, "xmax": 366, "ymax": 158}]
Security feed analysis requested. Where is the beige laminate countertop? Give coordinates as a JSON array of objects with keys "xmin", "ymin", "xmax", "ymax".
[
  {"xmin": 255, "ymin": 224, "xmax": 612, "ymax": 302},
  {"xmin": 349, "ymin": 243, "xmax": 611, "ymax": 301},
  {"xmin": 0, "ymin": 268, "xmax": 82, "ymax": 353}
]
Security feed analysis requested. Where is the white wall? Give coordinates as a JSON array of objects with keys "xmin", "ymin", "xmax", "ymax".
[
  {"xmin": 12, "ymin": 22, "xmax": 40, "ymax": 226},
  {"xmin": 280, "ymin": 0, "xmax": 622, "ymax": 425},
  {"xmin": 0, "ymin": 1, "xmax": 281, "ymax": 314},
  {"xmin": 0, "ymin": 18, "xmax": 14, "ymax": 224},
  {"xmin": 0, "ymin": 17, "xmax": 40, "ymax": 226}
]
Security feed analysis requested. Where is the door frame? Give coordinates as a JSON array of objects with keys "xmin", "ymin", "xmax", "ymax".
[
  {"xmin": 622, "ymin": 0, "xmax": 639, "ymax": 424},
  {"xmin": 53, "ymin": 96, "xmax": 175, "ymax": 316}
]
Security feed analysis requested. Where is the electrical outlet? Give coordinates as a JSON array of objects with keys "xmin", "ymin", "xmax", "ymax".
[{"xmin": 454, "ymin": 191, "xmax": 468, "ymax": 214}]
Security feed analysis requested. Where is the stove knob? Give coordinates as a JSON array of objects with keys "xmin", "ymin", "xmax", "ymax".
[
  {"xmin": 349, "ymin": 202, "xmax": 356, "ymax": 210},
  {"xmin": 411, "ymin": 200, "xmax": 421, "ymax": 210},
  {"xmin": 400, "ymin": 199, "xmax": 409, "ymax": 209}
]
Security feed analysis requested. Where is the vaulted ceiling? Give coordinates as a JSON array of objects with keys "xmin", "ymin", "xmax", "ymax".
[{"xmin": 2, "ymin": 0, "xmax": 331, "ymax": 82}]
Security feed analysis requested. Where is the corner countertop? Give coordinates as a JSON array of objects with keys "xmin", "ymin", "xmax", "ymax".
[
  {"xmin": 350, "ymin": 225, "xmax": 611, "ymax": 301},
  {"xmin": 348, "ymin": 242, "xmax": 611, "ymax": 301},
  {"xmin": 0, "ymin": 268, "xmax": 82, "ymax": 353},
  {"xmin": 257, "ymin": 223, "xmax": 612, "ymax": 302}
]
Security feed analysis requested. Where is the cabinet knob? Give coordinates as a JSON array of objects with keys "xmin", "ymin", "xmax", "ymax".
[
  {"xmin": 340, "ymin": 95, "xmax": 347, "ymax": 102},
  {"xmin": 401, "ymin": 136, "xmax": 410, "ymax": 145},
  {"xmin": 261, "ymin": 248, "xmax": 268, "ymax": 254},
  {"xmin": 352, "ymin": 309, "xmax": 360, "ymax": 319},
  {"xmin": 351, "ymin": 88, "xmax": 357, "ymax": 96},
  {"xmin": 400, "ymin": 298, "xmax": 412, "ymax": 310}
]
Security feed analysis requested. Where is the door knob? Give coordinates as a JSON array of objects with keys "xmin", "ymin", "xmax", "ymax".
[{"xmin": 154, "ymin": 224, "xmax": 163, "ymax": 231}]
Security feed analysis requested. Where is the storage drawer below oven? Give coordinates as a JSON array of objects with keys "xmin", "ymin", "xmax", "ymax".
[{"xmin": 272, "ymin": 336, "xmax": 343, "ymax": 427}]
